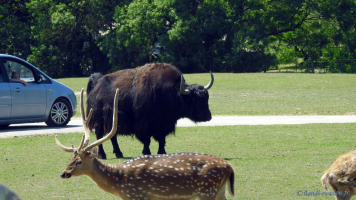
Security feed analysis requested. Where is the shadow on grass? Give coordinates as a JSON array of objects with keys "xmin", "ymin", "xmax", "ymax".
[{"xmin": 224, "ymin": 158, "xmax": 242, "ymax": 161}]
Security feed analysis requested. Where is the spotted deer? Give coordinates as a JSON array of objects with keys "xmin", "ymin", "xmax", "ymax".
[
  {"xmin": 321, "ymin": 150, "xmax": 356, "ymax": 200},
  {"xmin": 56, "ymin": 88, "xmax": 235, "ymax": 200}
]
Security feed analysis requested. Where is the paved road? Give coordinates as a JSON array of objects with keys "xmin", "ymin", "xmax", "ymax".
[{"xmin": 1, "ymin": 115, "xmax": 356, "ymax": 138}]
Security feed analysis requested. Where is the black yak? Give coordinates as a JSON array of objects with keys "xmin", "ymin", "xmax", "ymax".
[{"xmin": 86, "ymin": 63, "xmax": 213, "ymax": 159}]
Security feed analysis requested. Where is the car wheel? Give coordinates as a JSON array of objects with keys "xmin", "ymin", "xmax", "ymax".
[
  {"xmin": 0, "ymin": 124, "xmax": 10, "ymax": 129},
  {"xmin": 45, "ymin": 98, "xmax": 72, "ymax": 127}
]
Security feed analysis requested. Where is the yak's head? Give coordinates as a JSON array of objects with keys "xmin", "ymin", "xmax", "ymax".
[{"xmin": 180, "ymin": 73, "xmax": 213, "ymax": 122}]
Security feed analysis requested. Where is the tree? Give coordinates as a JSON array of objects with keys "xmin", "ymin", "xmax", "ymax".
[
  {"xmin": 319, "ymin": 0, "xmax": 356, "ymax": 59},
  {"xmin": 102, "ymin": 0, "xmax": 277, "ymax": 72},
  {"xmin": 0, "ymin": 0, "xmax": 33, "ymax": 57},
  {"xmin": 27, "ymin": 0, "xmax": 122, "ymax": 77},
  {"xmin": 100, "ymin": 0, "xmax": 167, "ymax": 71},
  {"xmin": 4, "ymin": 0, "xmax": 356, "ymax": 76}
]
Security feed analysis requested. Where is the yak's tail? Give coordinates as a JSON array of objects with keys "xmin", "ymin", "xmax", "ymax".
[{"xmin": 87, "ymin": 72, "xmax": 103, "ymax": 96}]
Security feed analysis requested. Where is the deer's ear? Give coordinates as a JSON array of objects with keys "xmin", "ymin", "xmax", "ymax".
[
  {"xmin": 338, "ymin": 177, "xmax": 356, "ymax": 187},
  {"xmin": 89, "ymin": 147, "xmax": 99, "ymax": 157},
  {"xmin": 329, "ymin": 173, "xmax": 339, "ymax": 183}
]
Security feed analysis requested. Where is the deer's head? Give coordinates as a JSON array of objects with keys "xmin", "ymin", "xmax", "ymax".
[
  {"xmin": 321, "ymin": 151, "xmax": 356, "ymax": 200},
  {"xmin": 56, "ymin": 88, "xmax": 119, "ymax": 179}
]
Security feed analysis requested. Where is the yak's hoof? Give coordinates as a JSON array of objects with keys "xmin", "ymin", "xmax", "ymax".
[
  {"xmin": 115, "ymin": 152, "xmax": 124, "ymax": 158},
  {"xmin": 157, "ymin": 151, "xmax": 167, "ymax": 154}
]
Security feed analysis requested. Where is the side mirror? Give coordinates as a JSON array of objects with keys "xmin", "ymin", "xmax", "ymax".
[{"xmin": 37, "ymin": 75, "xmax": 43, "ymax": 83}]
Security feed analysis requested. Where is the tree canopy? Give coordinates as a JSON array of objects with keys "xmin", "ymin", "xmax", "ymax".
[{"xmin": 1, "ymin": 0, "xmax": 356, "ymax": 77}]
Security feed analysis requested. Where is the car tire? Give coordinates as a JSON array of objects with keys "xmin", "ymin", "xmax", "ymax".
[{"xmin": 45, "ymin": 98, "xmax": 72, "ymax": 127}]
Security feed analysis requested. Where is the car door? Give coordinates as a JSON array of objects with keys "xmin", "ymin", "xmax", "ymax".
[
  {"xmin": 0, "ymin": 64, "xmax": 11, "ymax": 119},
  {"xmin": 3, "ymin": 58, "xmax": 47, "ymax": 119}
]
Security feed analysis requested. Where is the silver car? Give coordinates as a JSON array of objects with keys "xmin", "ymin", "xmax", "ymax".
[{"xmin": 0, "ymin": 54, "xmax": 76, "ymax": 128}]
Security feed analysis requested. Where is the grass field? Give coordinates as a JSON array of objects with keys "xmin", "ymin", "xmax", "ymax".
[
  {"xmin": 56, "ymin": 73, "xmax": 356, "ymax": 117},
  {"xmin": 1, "ymin": 73, "xmax": 356, "ymax": 199},
  {"xmin": 2, "ymin": 123, "xmax": 356, "ymax": 199}
]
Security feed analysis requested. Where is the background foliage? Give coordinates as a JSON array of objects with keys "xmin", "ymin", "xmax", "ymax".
[{"xmin": 2, "ymin": 0, "xmax": 356, "ymax": 77}]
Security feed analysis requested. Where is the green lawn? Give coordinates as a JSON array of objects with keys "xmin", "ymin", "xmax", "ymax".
[
  {"xmin": 56, "ymin": 73, "xmax": 356, "ymax": 117},
  {"xmin": 1, "ymin": 73, "xmax": 356, "ymax": 199},
  {"xmin": 2, "ymin": 123, "xmax": 356, "ymax": 199}
]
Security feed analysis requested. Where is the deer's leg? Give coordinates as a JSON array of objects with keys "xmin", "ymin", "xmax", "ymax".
[
  {"xmin": 95, "ymin": 126, "xmax": 107, "ymax": 159},
  {"xmin": 141, "ymin": 136, "xmax": 152, "ymax": 155},
  {"xmin": 214, "ymin": 184, "xmax": 227, "ymax": 200},
  {"xmin": 198, "ymin": 196, "xmax": 215, "ymax": 200},
  {"xmin": 110, "ymin": 134, "xmax": 123, "ymax": 158},
  {"xmin": 333, "ymin": 186, "xmax": 353, "ymax": 200},
  {"xmin": 197, "ymin": 183, "xmax": 227, "ymax": 200}
]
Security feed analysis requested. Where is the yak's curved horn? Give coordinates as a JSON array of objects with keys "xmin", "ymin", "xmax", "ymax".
[
  {"xmin": 83, "ymin": 88, "xmax": 119, "ymax": 152},
  {"xmin": 180, "ymin": 75, "xmax": 191, "ymax": 95},
  {"xmin": 204, "ymin": 72, "xmax": 214, "ymax": 90},
  {"xmin": 55, "ymin": 135, "xmax": 76, "ymax": 153}
]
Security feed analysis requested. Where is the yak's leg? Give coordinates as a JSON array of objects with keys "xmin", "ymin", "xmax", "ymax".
[
  {"xmin": 156, "ymin": 137, "xmax": 167, "ymax": 154},
  {"xmin": 141, "ymin": 136, "xmax": 152, "ymax": 155},
  {"xmin": 95, "ymin": 126, "xmax": 107, "ymax": 159},
  {"xmin": 110, "ymin": 135, "xmax": 123, "ymax": 158}
]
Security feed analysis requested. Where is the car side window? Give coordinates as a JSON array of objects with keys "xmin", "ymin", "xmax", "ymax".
[
  {"xmin": 0, "ymin": 70, "xmax": 3, "ymax": 82},
  {"xmin": 4, "ymin": 59, "xmax": 35, "ymax": 82}
]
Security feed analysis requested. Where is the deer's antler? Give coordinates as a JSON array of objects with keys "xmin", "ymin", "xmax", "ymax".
[
  {"xmin": 56, "ymin": 88, "xmax": 119, "ymax": 154},
  {"xmin": 81, "ymin": 88, "xmax": 119, "ymax": 153},
  {"xmin": 78, "ymin": 88, "xmax": 93, "ymax": 152},
  {"xmin": 55, "ymin": 135, "xmax": 76, "ymax": 152}
]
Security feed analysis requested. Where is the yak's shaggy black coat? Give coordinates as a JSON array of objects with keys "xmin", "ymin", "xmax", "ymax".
[{"xmin": 86, "ymin": 63, "xmax": 212, "ymax": 159}]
